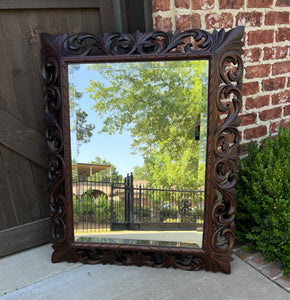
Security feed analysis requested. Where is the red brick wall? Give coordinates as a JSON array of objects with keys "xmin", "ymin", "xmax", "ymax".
[{"xmin": 152, "ymin": 0, "xmax": 290, "ymax": 147}]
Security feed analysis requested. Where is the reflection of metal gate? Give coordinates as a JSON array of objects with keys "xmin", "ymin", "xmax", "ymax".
[
  {"xmin": 73, "ymin": 174, "xmax": 204, "ymax": 233},
  {"xmin": 111, "ymin": 174, "xmax": 204, "ymax": 231},
  {"xmin": 110, "ymin": 174, "xmax": 134, "ymax": 230}
]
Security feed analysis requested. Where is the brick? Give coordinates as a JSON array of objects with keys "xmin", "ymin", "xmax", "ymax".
[
  {"xmin": 262, "ymin": 77, "xmax": 286, "ymax": 91},
  {"xmin": 236, "ymin": 12, "xmax": 263, "ymax": 27},
  {"xmin": 288, "ymin": 78, "xmax": 290, "ymax": 88},
  {"xmin": 261, "ymin": 262, "xmax": 283, "ymax": 278},
  {"xmin": 259, "ymin": 107, "xmax": 282, "ymax": 121},
  {"xmin": 244, "ymin": 125, "xmax": 267, "ymax": 140},
  {"xmin": 273, "ymin": 275, "xmax": 290, "ymax": 291},
  {"xmin": 245, "ymin": 95, "xmax": 270, "ymax": 109},
  {"xmin": 243, "ymin": 48, "xmax": 261, "ymax": 63},
  {"xmin": 244, "ymin": 126, "xmax": 267, "ymax": 140},
  {"xmin": 205, "ymin": 13, "xmax": 233, "ymax": 29},
  {"xmin": 176, "ymin": 15, "xmax": 191, "ymax": 31},
  {"xmin": 152, "ymin": 0, "xmax": 171, "ymax": 12},
  {"xmin": 270, "ymin": 119, "xmax": 290, "ymax": 134},
  {"xmin": 219, "ymin": 0, "xmax": 244, "ymax": 9},
  {"xmin": 248, "ymin": 253, "xmax": 269, "ymax": 269},
  {"xmin": 240, "ymin": 113, "xmax": 257, "ymax": 126},
  {"xmin": 276, "ymin": 0, "xmax": 290, "ymax": 6},
  {"xmin": 272, "ymin": 61, "xmax": 290, "ymax": 76},
  {"xmin": 248, "ymin": 30, "xmax": 274, "ymax": 45},
  {"xmin": 285, "ymin": 104, "xmax": 290, "ymax": 116},
  {"xmin": 263, "ymin": 46, "xmax": 288, "ymax": 60},
  {"xmin": 192, "ymin": 0, "xmax": 214, "ymax": 10},
  {"xmin": 176, "ymin": 14, "xmax": 201, "ymax": 31},
  {"xmin": 235, "ymin": 248, "xmax": 257, "ymax": 260},
  {"xmin": 175, "ymin": 0, "xmax": 190, "ymax": 8},
  {"xmin": 276, "ymin": 27, "xmax": 290, "ymax": 42},
  {"xmin": 265, "ymin": 12, "xmax": 289, "ymax": 26},
  {"xmin": 272, "ymin": 90, "xmax": 290, "ymax": 105},
  {"xmin": 190, "ymin": 14, "xmax": 202, "ymax": 28},
  {"xmin": 153, "ymin": 16, "xmax": 172, "ymax": 32},
  {"xmin": 247, "ymin": 0, "xmax": 273, "ymax": 8},
  {"xmin": 242, "ymin": 82, "xmax": 259, "ymax": 96},
  {"xmin": 245, "ymin": 64, "xmax": 271, "ymax": 79}
]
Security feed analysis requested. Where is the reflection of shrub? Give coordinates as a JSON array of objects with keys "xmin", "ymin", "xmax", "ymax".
[
  {"xmin": 112, "ymin": 201, "xmax": 125, "ymax": 222},
  {"xmin": 73, "ymin": 193, "xmax": 95, "ymax": 224},
  {"xmin": 192, "ymin": 207, "xmax": 204, "ymax": 219},
  {"xmin": 159, "ymin": 204, "xmax": 204, "ymax": 223},
  {"xmin": 180, "ymin": 208, "xmax": 203, "ymax": 223},
  {"xmin": 134, "ymin": 205, "xmax": 151, "ymax": 219},
  {"xmin": 235, "ymin": 126, "xmax": 290, "ymax": 276},
  {"xmin": 73, "ymin": 193, "xmax": 110, "ymax": 224},
  {"xmin": 94, "ymin": 194, "xmax": 110, "ymax": 224},
  {"xmin": 160, "ymin": 205, "xmax": 178, "ymax": 222}
]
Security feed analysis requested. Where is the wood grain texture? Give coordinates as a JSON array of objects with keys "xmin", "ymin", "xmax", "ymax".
[
  {"xmin": 0, "ymin": 146, "xmax": 42, "ymax": 225},
  {"xmin": 42, "ymin": 27, "xmax": 244, "ymax": 273},
  {"xmin": 0, "ymin": 109, "xmax": 47, "ymax": 168},
  {"xmin": 0, "ymin": 218, "xmax": 50, "ymax": 257},
  {"xmin": 0, "ymin": 0, "xmax": 107, "ymax": 9},
  {"xmin": 0, "ymin": 2, "xmax": 115, "ymax": 256}
]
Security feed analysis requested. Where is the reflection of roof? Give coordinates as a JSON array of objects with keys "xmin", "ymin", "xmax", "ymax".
[
  {"xmin": 72, "ymin": 163, "xmax": 111, "ymax": 177},
  {"xmin": 133, "ymin": 180, "xmax": 148, "ymax": 187}
]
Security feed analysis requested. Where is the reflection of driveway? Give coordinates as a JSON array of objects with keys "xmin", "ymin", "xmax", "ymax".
[{"xmin": 75, "ymin": 230, "xmax": 203, "ymax": 248}]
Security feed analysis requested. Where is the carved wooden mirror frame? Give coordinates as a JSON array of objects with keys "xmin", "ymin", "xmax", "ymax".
[{"xmin": 41, "ymin": 26, "xmax": 244, "ymax": 274}]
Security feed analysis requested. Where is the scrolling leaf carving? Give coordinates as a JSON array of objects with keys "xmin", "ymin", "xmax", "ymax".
[{"xmin": 41, "ymin": 27, "xmax": 244, "ymax": 274}]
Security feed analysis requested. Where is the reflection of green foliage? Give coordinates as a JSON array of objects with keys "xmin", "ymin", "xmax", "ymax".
[
  {"xmin": 144, "ymin": 145, "xmax": 200, "ymax": 189},
  {"xmin": 73, "ymin": 192, "xmax": 110, "ymax": 224},
  {"xmin": 160, "ymin": 206, "xmax": 178, "ymax": 222},
  {"xmin": 133, "ymin": 165, "xmax": 150, "ymax": 180},
  {"xmin": 134, "ymin": 205, "xmax": 150, "ymax": 219},
  {"xmin": 112, "ymin": 200, "xmax": 125, "ymax": 222},
  {"xmin": 69, "ymin": 65, "xmax": 95, "ymax": 154},
  {"xmin": 86, "ymin": 61, "xmax": 208, "ymax": 189},
  {"xmin": 75, "ymin": 108, "xmax": 95, "ymax": 143},
  {"xmin": 89, "ymin": 156, "xmax": 123, "ymax": 182}
]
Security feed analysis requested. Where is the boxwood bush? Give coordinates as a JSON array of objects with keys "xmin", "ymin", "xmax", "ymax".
[{"xmin": 235, "ymin": 126, "xmax": 290, "ymax": 276}]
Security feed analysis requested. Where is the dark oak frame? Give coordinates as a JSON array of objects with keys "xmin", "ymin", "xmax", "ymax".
[{"xmin": 41, "ymin": 27, "xmax": 244, "ymax": 274}]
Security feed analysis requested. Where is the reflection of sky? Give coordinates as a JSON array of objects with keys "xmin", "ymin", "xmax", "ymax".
[
  {"xmin": 69, "ymin": 64, "xmax": 143, "ymax": 176},
  {"xmin": 69, "ymin": 62, "xmax": 208, "ymax": 178}
]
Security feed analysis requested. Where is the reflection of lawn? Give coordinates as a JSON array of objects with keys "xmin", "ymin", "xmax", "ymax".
[
  {"xmin": 163, "ymin": 218, "xmax": 203, "ymax": 223},
  {"xmin": 75, "ymin": 228, "xmax": 112, "ymax": 235}
]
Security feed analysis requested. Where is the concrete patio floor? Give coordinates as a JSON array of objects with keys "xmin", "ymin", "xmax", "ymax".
[{"xmin": 0, "ymin": 243, "xmax": 289, "ymax": 300}]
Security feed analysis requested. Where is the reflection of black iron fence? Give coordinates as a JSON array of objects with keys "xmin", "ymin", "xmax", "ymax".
[{"xmin": 73, "ymin": 174, "xmax": 204, "ymax": 233}]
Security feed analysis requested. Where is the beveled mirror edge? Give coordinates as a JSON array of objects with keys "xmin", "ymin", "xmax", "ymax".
[{"xmin": 41, "ymin": 27, "xmax": 244, "ymax": 273}]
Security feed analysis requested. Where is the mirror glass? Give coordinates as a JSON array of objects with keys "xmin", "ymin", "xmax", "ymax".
[{"xmin": 69, "ymin": 60, "xmax": 208, "ymax": 248}]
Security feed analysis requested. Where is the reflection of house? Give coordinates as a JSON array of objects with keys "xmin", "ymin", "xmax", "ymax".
[
  {"xmin": 72, "ymin": 163, "xmax": 111, "ymax": 179},
  {"xmin": 72, "ymin": 163, "xmax": 111, "ymax": 196},
  {"xmin": 72, "ymin": 165, "xmax": 152, "ymax": 207}
]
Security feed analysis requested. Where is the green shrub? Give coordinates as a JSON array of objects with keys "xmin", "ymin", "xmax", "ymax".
[{"xmin": 235, "ymin": 126, "xmax": 290, "ymax": 276}]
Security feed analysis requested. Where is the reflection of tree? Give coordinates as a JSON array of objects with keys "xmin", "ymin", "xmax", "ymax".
[
  {"xmin": 89, "ymin": 156, "xmax": 123, "ymax": 182},
  {"xmin": 197, "ymin": 81, "xmax": 208, "ymax": 188},
  {"xmin": 86, "ymin": 61, "xmax": 208, "ymax": 189},
  {"xmin": 69, "ymin": 65, "xmax": 95, "ymax": 156}
]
